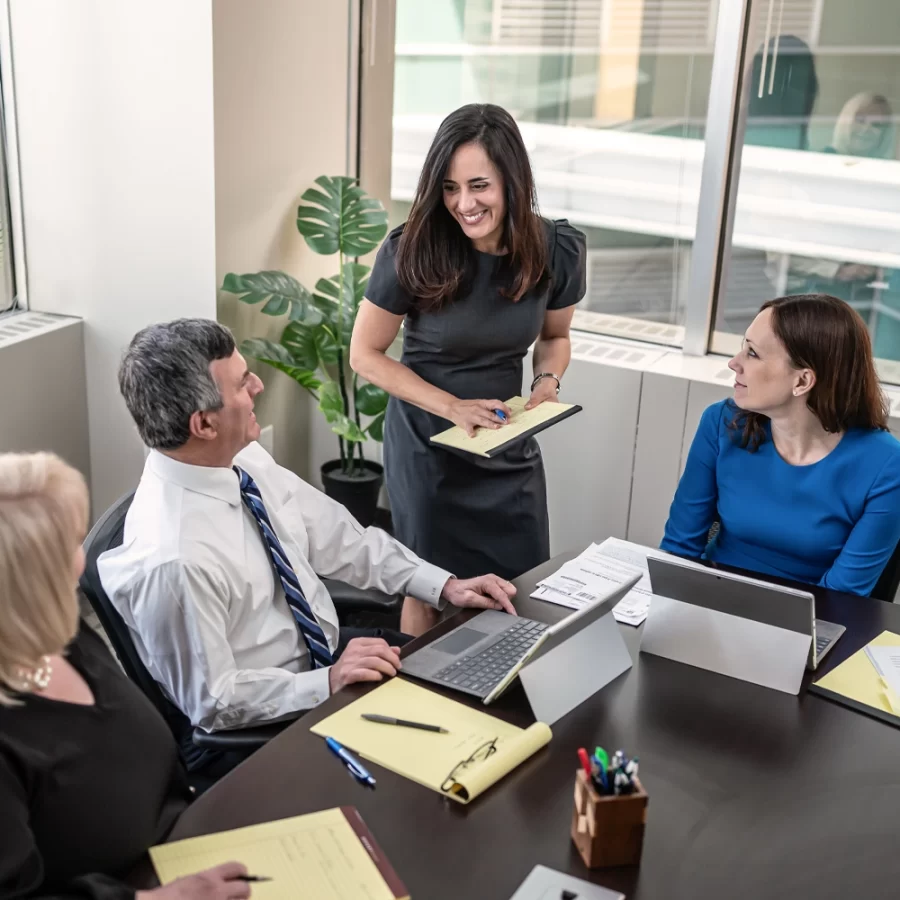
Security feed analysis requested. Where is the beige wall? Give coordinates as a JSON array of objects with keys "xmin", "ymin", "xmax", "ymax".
[
  {"xmin": 11, "ymin": 0, "xmax": 217, "ymax": 515},
  {"xmin": 213, "ymin": 0, "xmax": 351, "ymax": 479}
]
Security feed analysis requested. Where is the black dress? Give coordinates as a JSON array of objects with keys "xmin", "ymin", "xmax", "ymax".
[
  {"xmin": 0, "ymin": 623, "xmax": 192, "ymax": 899},
  {"xmin": 366, "ymin": 219, "xmax": 586, "ymax": 581}
]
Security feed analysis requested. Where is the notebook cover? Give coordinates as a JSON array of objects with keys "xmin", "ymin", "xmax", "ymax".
[
  {"xmin": 340, "ymin": 806, "xmax": 410, "ymax": 900},
  {"xmin": 483, "ymin": 404, "xmax": 582, "ymax": 457}
]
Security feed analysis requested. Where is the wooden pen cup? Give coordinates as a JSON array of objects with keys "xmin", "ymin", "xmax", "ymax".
[{"xmin": 571, "ymin": 768, "xmax": 648, "ymax": 868}]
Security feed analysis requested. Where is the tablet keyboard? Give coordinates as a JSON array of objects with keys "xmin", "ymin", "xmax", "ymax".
[{"xmin": 433, "ymin": 619, "xmax": 549, "ymax": 695}]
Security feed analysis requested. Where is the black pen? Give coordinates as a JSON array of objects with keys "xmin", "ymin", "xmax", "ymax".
[
  {"xmin": 361, "ymin": 713, "xmax": 448, "ymax": 733},
  {"xmin": 236, "ymin": 876, "xmax": 273, "ymax": 883}
]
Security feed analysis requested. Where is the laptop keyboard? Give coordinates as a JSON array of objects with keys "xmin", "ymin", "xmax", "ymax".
[
  {"xmin": 433, "ymin": 619, "xmax": 550, "ymax": 695},
  {"xmin": 815, "ymin": 634, "xmax": 831, "ymax": 656}
]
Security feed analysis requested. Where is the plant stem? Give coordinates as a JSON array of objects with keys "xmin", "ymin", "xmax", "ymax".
[
  {"xmin": 352, "ymin": 372, "xmax": 366, "ymax": 472},
  {"xmin": 335, "ymin": 252, "xmax": 354, "ymax": 476}
]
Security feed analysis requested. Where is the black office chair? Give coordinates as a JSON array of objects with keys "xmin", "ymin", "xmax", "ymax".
[
  {"xmin": 79, "ymin": 490, "xmax": 403, "ymax": 765},
  {"xmin": 79, "ymin": 492, "xmax": 288, "ymax": 774},
  {"xmin": 872, "ymin": 539, "xmax": 900, "ymax": 602}
]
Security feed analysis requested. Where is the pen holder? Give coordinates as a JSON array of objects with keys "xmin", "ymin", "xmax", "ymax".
[{"xmin": 571, "ymin": 769, "xmax": 648, "ymax": 868}]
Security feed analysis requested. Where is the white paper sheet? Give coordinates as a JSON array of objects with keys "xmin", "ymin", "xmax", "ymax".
[
  {"xmin": 531, "ymin": 537, "xmax": 673, "ymax": 626},
  {"xmin": 866, "ymin": 644, "xmax": 900, "ymax": 700}
]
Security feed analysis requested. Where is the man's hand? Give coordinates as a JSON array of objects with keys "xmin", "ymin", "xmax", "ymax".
[
  {"xmin": 328, "ymin": 637, "xmax": 402, "ymax": 694},
  {"xmin": 441, "ymin": 575, "xmax": 517, "ymax": 615}
]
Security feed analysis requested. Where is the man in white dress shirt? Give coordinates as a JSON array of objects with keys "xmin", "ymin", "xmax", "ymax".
[{"xmin": 98, "ymin": 319, "xmax": 515, "ymax": 771}]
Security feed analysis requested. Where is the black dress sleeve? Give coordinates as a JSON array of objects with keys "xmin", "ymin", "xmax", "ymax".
[
  {"xmin": 365, "ymin": 225, "xmax": 414, "ymax": 315},
  {"xmin": 547, "ymin": 219, "xmax": 587, "ymax": 310},
  {"xmin": 0, "ymin": 756, "xmax": 134, "ymax": 900}
]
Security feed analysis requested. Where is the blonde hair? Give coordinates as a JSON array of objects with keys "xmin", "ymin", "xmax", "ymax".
[
  {"xmin": 831, "ymin": 92, "xmax": 895, "ymax": 158},
  {"xmin": 0, "ymin": 452, "xmax": 88, "ymax": 703}
]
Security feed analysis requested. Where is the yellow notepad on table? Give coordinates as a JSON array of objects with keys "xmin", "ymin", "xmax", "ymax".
[
  {"xmin": 430, "ymin": 396, "xmax": 582, "ymax": 458},
  {"xmin": 810, "ymin": 630, "xmax": 900, "ymax": 727},
  {"xmin": 310, "ymin": 678, "xmax": 552, "ymax": 803},
  {"xmin": 150, "ymin": 806, "xmax": 408, "ymax": 900}
]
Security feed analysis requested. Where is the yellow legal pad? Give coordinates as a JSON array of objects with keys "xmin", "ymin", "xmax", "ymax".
[
  {"xmin": 430, "ymin": 396, "xmax": 581, "ymax": 458},
  {"xmin": 310, "ymin": 678, "xmax": 552, "ymax": 803},
  {"xmin": 150, "ymin": 807, "xmax": 409, "ymax": 900},
  {"xmin": 811, "ymin": 630, "xmax": 900, "ymax": 724}
]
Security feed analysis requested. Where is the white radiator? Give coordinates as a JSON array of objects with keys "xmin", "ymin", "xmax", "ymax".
[{"xmin": 0, "ymin": 310, "xmax": 90, "ymax": 491}]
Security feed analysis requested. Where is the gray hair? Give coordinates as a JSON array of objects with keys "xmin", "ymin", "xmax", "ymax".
[{"xmin": 119, "ymin": 318, "xmax": 236, "ymax": 450}]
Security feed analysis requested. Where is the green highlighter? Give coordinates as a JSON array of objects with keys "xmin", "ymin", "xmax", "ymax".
[{"xmin": 593, "ymin": 747, "xmax": 609, "ymax": 769}]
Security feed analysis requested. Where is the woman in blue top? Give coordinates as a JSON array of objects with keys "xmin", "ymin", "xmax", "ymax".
[{"xmin": 662, "ymin": 294, "xmax": 900, "ymax": 597}]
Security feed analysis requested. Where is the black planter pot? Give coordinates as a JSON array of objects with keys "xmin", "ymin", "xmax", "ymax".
[{"xmin": 320, "ymin": 459, "xmax": 384, "ymax": 527}]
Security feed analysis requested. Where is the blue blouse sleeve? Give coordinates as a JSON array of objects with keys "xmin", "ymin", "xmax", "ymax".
[
  {"xmin": 821, "ymin": 449, "xmax": 900, "ymax": 596},
  {"xmin": 660, "ymin": 402, "xmax": 724, "ymax": 559}
]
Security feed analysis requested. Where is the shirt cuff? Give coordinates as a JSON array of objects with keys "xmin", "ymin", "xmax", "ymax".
[
  {"xmin": 406, "ymin": 561, "xmax": 452, "ymax": 610},
  {"xmin": 293, "ymin": 665, "xmax": 332, "ymax": 709}
]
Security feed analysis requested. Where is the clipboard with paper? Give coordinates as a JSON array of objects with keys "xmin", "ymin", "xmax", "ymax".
[
  {"xmin": 809, "ymin": 630, "xmax": 900, "ymax": 728},
  {"xmin": 430, "ymin": 396, "xmax": 582, "ymax": 458},
  {"xmin": 310, "ymin": 678, "xmax": 552, "ymax": 803}
]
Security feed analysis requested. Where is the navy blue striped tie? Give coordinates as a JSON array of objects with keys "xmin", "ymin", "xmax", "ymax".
[{"xmin": 234, "ymin": 466, "xmax": 333, "ymax": 669}]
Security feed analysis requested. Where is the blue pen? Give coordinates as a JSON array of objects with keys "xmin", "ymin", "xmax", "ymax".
[
  {"xmin": 494, "ymin": 409, "xmax": 508, "ymax": 422},
  {"xmin": 325, "ymin": 736, "xmax": 376, "ymax": 789}
]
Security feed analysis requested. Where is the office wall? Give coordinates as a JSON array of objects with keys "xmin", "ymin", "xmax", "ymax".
[
  {"xmin": 10, "ymin": 0, "xmax": 217, "ymax": 515},
  {"xmin": 213, "ymin": 0, "xmax": 352, "ymax": 478}
]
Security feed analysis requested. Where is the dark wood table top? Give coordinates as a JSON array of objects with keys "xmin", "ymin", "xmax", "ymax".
[{"xmin": 165, "ymin": 552, "xmax": 900, "ymax": 900}]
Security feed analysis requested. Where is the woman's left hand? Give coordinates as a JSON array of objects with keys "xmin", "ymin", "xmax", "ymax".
[{"xmin": 524, "ymin": 379, "xmax": 560, "ymax": 410}]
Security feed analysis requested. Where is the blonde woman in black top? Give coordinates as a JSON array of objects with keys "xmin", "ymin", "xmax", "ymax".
[{"xmin": 0, "ymin": 452, "xmax": 250, "ymax": 900}]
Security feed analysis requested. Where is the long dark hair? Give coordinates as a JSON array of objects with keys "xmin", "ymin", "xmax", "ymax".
[
  {"xmin": 396, "ymin": 103, "xmax": 547, "ymax": 310},
  {"xmin": 731, "ymin": 294, "xmax": 889, "ymax": 451}
]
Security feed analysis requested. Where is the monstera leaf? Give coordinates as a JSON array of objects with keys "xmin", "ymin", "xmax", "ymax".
[
  {"xmin": 239, "ymin": 339, "xmax": 322, "ymax": 393},
  {"xmin": 222, "ymin": 271, "xmax": 322, "ymax": 324},
  {"xmin": 296, "ymin": 176, "xmax": 388, "ymax": 257}
]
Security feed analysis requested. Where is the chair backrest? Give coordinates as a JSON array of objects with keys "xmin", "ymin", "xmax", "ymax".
[
  {"xmin": 872, "ymin": 538, "xmax": 900, "ymax": 602},
  {"xmin": 79, "ymin": 491, "xmax": 196, "ymax": 753}
]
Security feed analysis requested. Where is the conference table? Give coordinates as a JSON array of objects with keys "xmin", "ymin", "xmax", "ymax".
[{"xmin": 163, "ymin": 551, "xmax": 900, "ymax": 899}]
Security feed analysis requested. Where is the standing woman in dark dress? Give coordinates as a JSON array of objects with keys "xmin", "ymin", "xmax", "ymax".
[
  {"xmin": 0, "ymin": 452, "xmax": 249, "ymax": 900},
  {"xmin": 350, "ymin": 103, "xmax": 586, "ymax": 634}
]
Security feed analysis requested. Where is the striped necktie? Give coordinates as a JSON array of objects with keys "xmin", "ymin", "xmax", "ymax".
[{"xmin": 234, "ymin": 466, "xmax": 333, "ymax": 669}]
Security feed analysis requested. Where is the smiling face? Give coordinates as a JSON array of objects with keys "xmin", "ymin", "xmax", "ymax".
[
  {"xmin": 728, "ymin": 307, "xmax": 815, "ymax": 414},
  {"xmin": 442, "ymin": 141, "xmax": 507, "ymax": 253},
  {"xmin": 207, "ymin": 350, "xmax": 264, "ymax": 457}
]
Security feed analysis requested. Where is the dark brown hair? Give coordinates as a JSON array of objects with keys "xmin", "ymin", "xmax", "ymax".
[
  {"xmin": 731, "ymin": 294, "xmax": 889, "ymax": 451},
  {"xmin": 396, "ymin": 103, "xmax": 547, "ymax": 310}
]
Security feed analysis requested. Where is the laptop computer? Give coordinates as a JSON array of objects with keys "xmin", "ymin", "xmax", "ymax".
[
  {"xmin": 646, "ymin": 557, "xmax": 845, "ymax": 669},
  {"xmin": 401, "ymin": 575, "xmax": 640, "ymax": 704}
]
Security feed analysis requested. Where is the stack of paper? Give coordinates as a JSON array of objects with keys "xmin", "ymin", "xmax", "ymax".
[{"xmin": 531, "ymin": 537, "xmax": 673, "ymax": 626}]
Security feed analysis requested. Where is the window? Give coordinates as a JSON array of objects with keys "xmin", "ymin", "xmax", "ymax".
[
  {"xmin": 392, "ymin": 0, "xmax": 722, "ymax": 347},
  {"xmin": 713, "ymin": 0, "xmax": 900, "ymax": 381},
  {"xmin": 0, "ymin": 78, "xmax": 16, "ymax": 314},
  {"xmin": 0, "ymin": 3, "xmax": 19, "ymax": 315}
]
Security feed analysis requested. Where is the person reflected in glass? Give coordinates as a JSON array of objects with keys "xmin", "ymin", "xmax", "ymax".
[
  {"xmin": 350, "ymin": 103, "xmax": 587, "ymax": 635},
  {"xmin": 827, "ymin": 92, "xmax": 895, "ymax": 160},
  {"xmin": 662, "ymin": 295, "xmax": 900, "ymax": 597}
]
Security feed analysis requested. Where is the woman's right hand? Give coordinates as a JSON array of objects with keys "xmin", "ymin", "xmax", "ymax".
[
  {"xmin": 448, "ymin": 398, "xmax": 512, "ymax": 437},
  {"xmin": 136, "ymin": 863, "xmax": 251, "ymax": 900}
]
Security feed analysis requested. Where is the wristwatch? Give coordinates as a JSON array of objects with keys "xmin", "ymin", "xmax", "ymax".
[{"xmin": 531, "ymin": 372, "xmax": 561, "ymax": 394}]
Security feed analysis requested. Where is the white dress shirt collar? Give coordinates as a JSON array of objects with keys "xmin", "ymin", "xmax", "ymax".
[{"xmin": 147, "ymin": 450, "xmax": 241, "ymax": 507}]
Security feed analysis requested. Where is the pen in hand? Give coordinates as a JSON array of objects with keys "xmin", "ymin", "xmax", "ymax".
[{"xmin": 235, "ymin": 875, "xmax": 272, "ymax": 883}]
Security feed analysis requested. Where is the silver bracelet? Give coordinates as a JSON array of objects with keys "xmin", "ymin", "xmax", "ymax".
[{"xmin": 531, "ymin": 372, "xmax": 560, "ymax": 394}]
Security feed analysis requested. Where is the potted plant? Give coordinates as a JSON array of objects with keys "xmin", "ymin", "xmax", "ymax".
[{"xmin": 221, "ymin": 175, "xmax": 390, "ymax": 526}]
